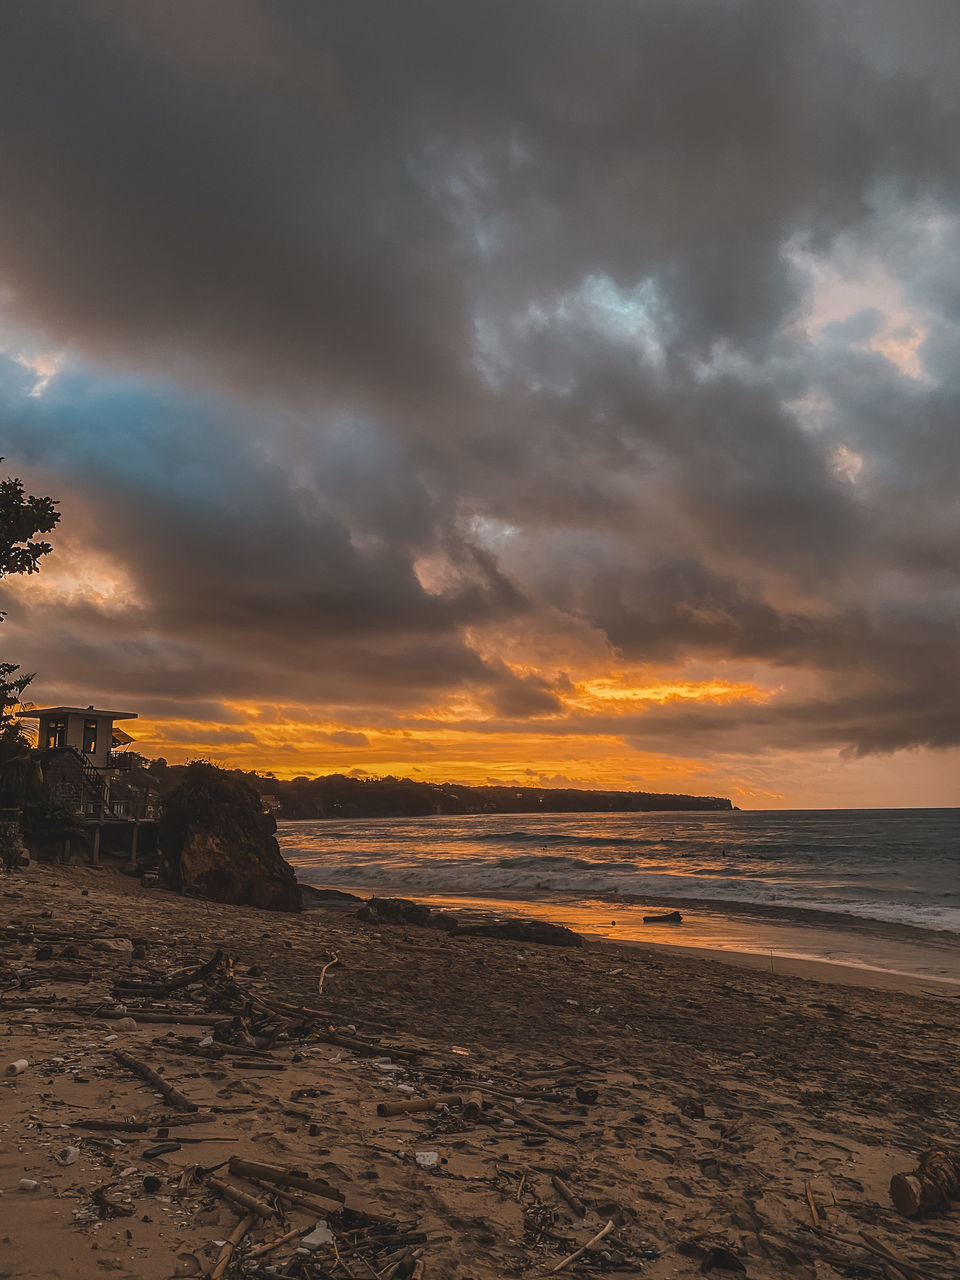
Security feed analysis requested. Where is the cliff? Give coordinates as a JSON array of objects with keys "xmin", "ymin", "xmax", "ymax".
[{"xmin": 159, "ymin": 762, "xmax": 301, "ymax": 912}]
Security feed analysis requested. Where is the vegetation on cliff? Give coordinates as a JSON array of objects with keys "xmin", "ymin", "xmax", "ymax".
[{"xmin": 149, "ymin": 763, "xmax": 732, "ymax": 820}]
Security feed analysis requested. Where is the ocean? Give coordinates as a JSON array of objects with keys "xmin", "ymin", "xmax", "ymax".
[{"xmin": 278, "ymin": 808, "xmax": 960, "ymax": 983}]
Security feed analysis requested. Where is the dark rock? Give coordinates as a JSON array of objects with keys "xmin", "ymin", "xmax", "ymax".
[
  {"xmin": 300, "ymin": 885, "xmax": 363, "ymax": 908},
  {"xmin": 358, "ymin": 897, "xmax": 432, "ymax": 926},
  {"xmin": 428, "ymin": 912, "xmax": 460, "ymax": 932},
  {"xmin": 159, "ymin": 763, "xmax": 301, "ymax": 913},
  {"xmin": 643, "ymin": 910, "xmax": 683, "ymax": 924},
  {"xmin": 457, "ymin": 919, "xmax": 583, "ymax": 947}
]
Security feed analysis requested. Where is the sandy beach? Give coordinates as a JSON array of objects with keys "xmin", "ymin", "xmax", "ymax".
[{"xmin": 2, "ymin": 864, "xmax": 960, "ymax": 1280}]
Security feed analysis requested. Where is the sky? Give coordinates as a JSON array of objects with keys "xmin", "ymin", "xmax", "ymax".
[{"xmin": 2, "ymin": 1, "xmax": 959, "ymax": 809}]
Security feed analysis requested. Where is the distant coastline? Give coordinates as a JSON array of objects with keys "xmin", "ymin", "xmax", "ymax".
[{"xmin": 268, "ymin": 773, "xmax": 733, "ymax": 820}]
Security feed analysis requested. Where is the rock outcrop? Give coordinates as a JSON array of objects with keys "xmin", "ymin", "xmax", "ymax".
[
  {"xmin": 357, "ymin": 896, "xmax": 433, "ymax": 926},
  {"xmin": 159, "ymin": 763, "xmax": 301, "ymax": 912},
  {"xmin": 355, "ymin": 896, "xmax": 583, "ymax": 947},
  {"xmin": 456, "ymin": 919, "xmax": 583, "ymax": 947}
]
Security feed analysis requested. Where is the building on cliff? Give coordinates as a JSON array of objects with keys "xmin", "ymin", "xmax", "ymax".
[{"xmin": 19, "ymin": 705, "xmax": 158, "ymax": 863}]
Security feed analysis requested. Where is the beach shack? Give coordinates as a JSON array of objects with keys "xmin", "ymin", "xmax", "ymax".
[{"xmin": 19, "ymin": 705, "xmax": 158, "ymax": 864}]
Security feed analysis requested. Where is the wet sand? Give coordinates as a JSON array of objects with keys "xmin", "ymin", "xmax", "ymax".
[
  {"xmin": 2, "ymin": 862, "xmax": 960, "ymax": 1279},
  {"xmin": 298, "ymin": 879, "xmax": 960, "ymax": 990}
]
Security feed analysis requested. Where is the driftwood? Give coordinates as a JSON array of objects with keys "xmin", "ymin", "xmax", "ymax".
[
  {"xmin": 489, "ymin": 1098, "xmax": 574, "ymax": 1143},
  {"xmin": 804, "ymin": 1181, "xmax": 820, "ymax": 1226},
  {"xmin": 859, "ymin": 1231, "xmax": 932, "ymax": 1280},
  {"xmin": 517, "ymin": 1064, "xmax": 583, "ymax": 1081},
  {"xmin": 245, "ymin": 1179, "xmax": 350, "ymax": 1219},
  {"xmin": 246, "ymin": 1223, "xmax": 312, "ymax": 1259},
  {"xmin": 550, "ymin": 1219, "xmax": 615, "ymax": 1272},
  {"xmin": 91, "ymin": 1185, "xmax": 134, "ymax": 1219},
  {"xmin": 115, "ymin": 949, "xmax": 224, "ymax": 996},
  {"xmin": 101, "ymin": 1009, "xmax": 226, "ymax": 1026},
  {"xmin": 210, "ymin": 1213, "xmax": 254, "ymax": 1280},
  {"xmin": 377, "ymin": 1092, "xmax": 465, "ymax": 1117},
  {"xmin": 75, "ymin": 1118, "xmax": 149, "ymax": 1133},
  {"xmin": 113, "ymin": 1048, "xmax": 197, "ymax": 1112},
  {"xmin": 480, "ymin": 1084, "xmax": 565, "ymax": 1102},
  {"xmin": 890, "ymin": 1149, "xmax": 960, "ymax": 1217},
  {"xmin": 317, "ymin": 953, "xmax": 340, "ymax": 995},
  {"xmin": 462, "ymin": 1090, "xmax": 483, "ymax": 1119},
  {"xmin": 321, "ymin": 1028, "xmax": 419, "ymax": 1061},
  {"xmin": 551, "ymin": 1174, "xmax": 586, "ymax": 1218},
  {"xmin": 643, "ymin": 911, "xmax": 683, "ymax": 924},
  {"xmin": 228, "ymin": 1156, "xmax": 345, "ymax": 1204},
  {"xmin": 144, "ymin": 1141, "xmax": 182, "ymax": 1158},
  {"xmin": 206, "ymin": 1173, "xmax": 276, "ymax": 1218}
]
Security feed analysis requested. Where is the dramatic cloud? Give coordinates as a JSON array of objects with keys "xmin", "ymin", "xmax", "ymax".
[{"xmin": 2, "ymin": 1, "xmax": 960, "ymax": 803}]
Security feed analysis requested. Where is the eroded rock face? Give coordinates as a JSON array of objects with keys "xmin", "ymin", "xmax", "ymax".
[{"xmin": 159, "ymin": 763, "xmax": 301, "ymax": 913}]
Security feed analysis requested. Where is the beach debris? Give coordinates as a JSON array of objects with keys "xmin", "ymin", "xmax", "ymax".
[
  {"xmin": 113, "ymin": 1047, "xmax": 198, "ymax": 1111},
  {"xmin": 377, "ymin": 1092, "xmax": 463, "ymax": 1117},
  {"xmin": 316, "ymin": 951, "xmax": 340, "ymax": 995},
  {"xmin": 889, "ymin": 1148, "xmax": 960, "ymax": 1217},
  {"xmin": 575, "ymin": 1085, "xmax": 599, "ymax": 1105},
  {"xmin": 492, "ymin": 1098, "xmax": 575, "ymax": 1143},
  {"xmin": 54, "ymin": 1145, "xmax": 81, "ymax": 1166},
  {"xmin": 552, "ymin": 1173, "xmax": 587, "ymax": 1218},
  {"xmin": 115, "ymin": 948, "xmax": 224, "ymax": 997},
  {"xmin": 144, "ymin": 1141, "xmax": 182, "ymax": 1158},
  {"xmin": 210, "ymin": 1213, "xmax": 254, "ymax": 1280},
  {"xmin": 858, "ymin": 1232, "xmax": 928, "ymax": 1280},
  {"xmin": 18, "ymin": 1178, "xmax": 40, "ymax": 1191},
  {"xmin": 415, "ymin": 1151, "xmax": 439, "ymax": 1169},
  {"xmin": 205, "ymin": 1172, "xmax": 276, "ymax": 1218},
  {"xmin": 5, "ymin": 1057, "xmax": 29, "ymax": 1075},
  {"xmin": 75, "ymin": 1118, "xmax": 149, "ymax": 1133},
  {"xmin": 550, "ymin": 1218, "xmax": 615, "ymax": 1272},
  {"xmin": 301, "ymin": 1220, "xmax": 335, "ymax": 1249},
  {"xmin": 228, "ymin": 1156, "xmax": 345, "ymax": 1204},
  {"xmin": 462, "ymin": 1089, "xmax": 483, "ymax": 1119},
  {"xmin": 91, "ymin": 1186, "xmax": 134, "ymax": 1218},
  {"xmin": 804, "ymin": 1180, "xmax": 820, "ymax": 1226},
  {"xmin": 643, "ymin": 910, "xmax": 683, "ymax": 924},
  {"xmin": 245, "ymin": 1224, "xmax": 315, "ymax": 1259}
]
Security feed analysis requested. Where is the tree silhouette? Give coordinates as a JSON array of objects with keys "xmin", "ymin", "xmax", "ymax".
[{"xmin": 0, "ymin": 458, "xmax": 60, "ymax": 716}]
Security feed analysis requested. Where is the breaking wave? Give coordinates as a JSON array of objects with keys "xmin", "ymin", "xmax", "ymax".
[{"xmin": 279, "ymin": 808, "xmax": 960, "ymax": 937}]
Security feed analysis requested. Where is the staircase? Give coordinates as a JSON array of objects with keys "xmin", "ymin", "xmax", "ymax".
[{"xmin": 44, "ymin": 748, "xmax": 113, "ymax": 818}]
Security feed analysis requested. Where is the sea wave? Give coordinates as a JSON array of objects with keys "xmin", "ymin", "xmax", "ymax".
[
  {"xmin": 279, "ymin": 809, "xmax": 960, "ymax": 940},
  {"xmin": 285, "ymin": 847, "xmax": 960, "ymax": 935},
  {"xmin": 472, "ymin": 830, "xmax": 662, "ymax": 849}
]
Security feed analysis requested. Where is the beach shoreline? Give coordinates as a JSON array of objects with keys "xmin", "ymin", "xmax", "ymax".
[
  {"xmin": 296, "ymin": 875, "xmax": 960, "ymax": 995},
  {"xmin": 3, "ymin": 861, "xmax": 960, "ymax": 1279}
]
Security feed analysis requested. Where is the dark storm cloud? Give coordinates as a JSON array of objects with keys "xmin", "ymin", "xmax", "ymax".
[{"xmin": 2, "ymin": 1, "xmax": 960, "ymax": 758}]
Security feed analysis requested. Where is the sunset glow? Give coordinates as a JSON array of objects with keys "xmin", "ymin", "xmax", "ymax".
[{"xmin": 3, "ymin": 2, "xmax": 960, "ymax": 811}]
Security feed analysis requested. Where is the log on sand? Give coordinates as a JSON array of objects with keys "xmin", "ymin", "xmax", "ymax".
[{"xmin": 890, "ymin": 1148, "xmax": 960, "ymax": 1217}]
